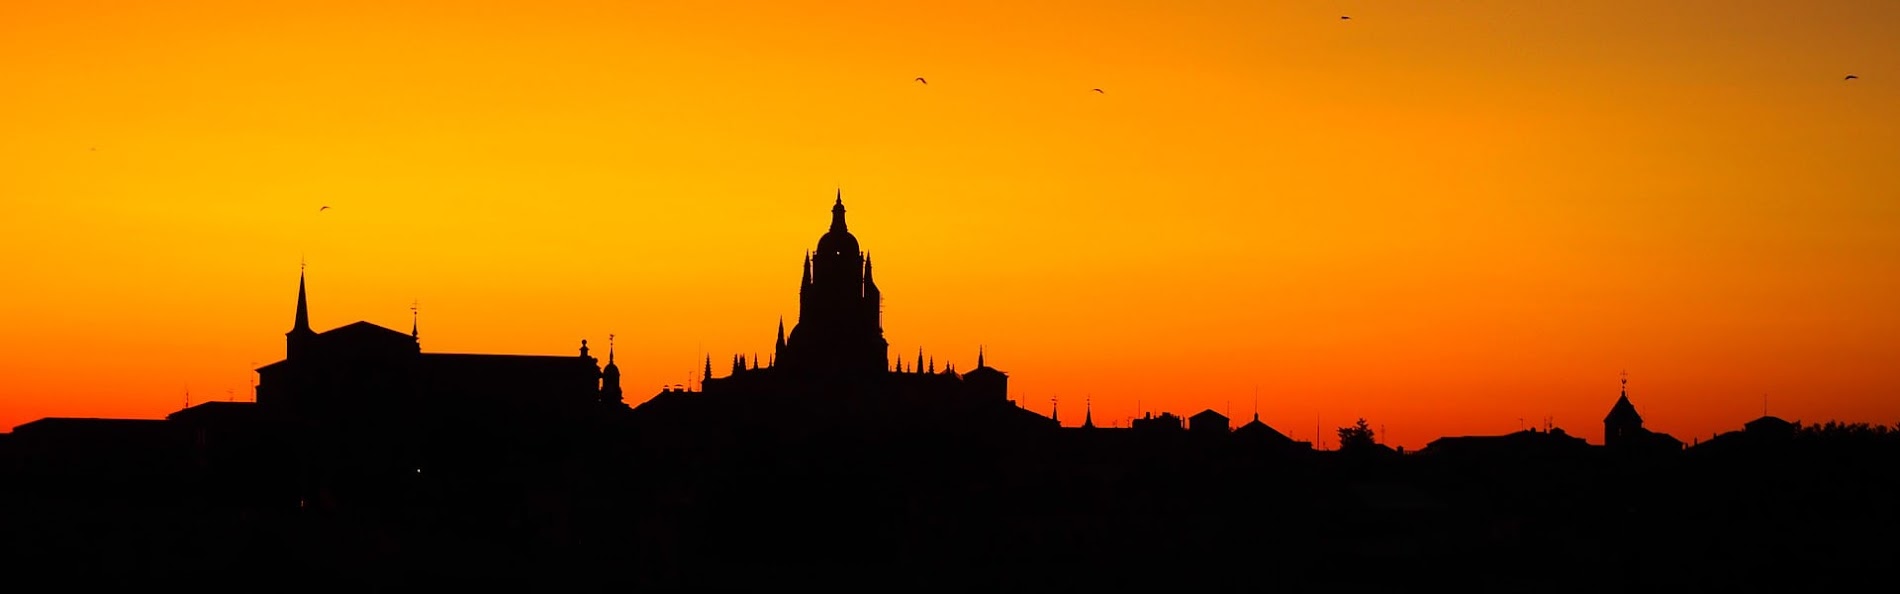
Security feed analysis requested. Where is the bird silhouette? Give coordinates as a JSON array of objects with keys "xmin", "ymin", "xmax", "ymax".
[
  {"xmin": 1092, "ymin": 88, "xmax": 1104, "ymax": 94},
  {"xmin": 1341, "ymin": 15, "xmax": 1351, "ymax": 20},
  {"xmin": 319, "ymin": 206, "xmax": 331, "ymax": 212},
  {"xmin": 915, "ymin": 77, "xmax": 927, "ymax": 85},
  {"xmin": 1844, "ymin": 74, "xmax": 1858, "ymax": 80}
]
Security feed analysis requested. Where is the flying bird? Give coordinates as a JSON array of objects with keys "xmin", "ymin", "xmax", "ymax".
[
  {"xmin": 318, "ymin": 206, "xmax": 331, "ymax": 212},
  {"xmin": 1844, "ymin": 74, "xmax": 1858, "ymax": 80},
  {"xmin": 1092, "ymin": 88, "xmax": 1104, "ymax": 94},
  {"xmin": 915, "ymin": 77, "xmax": 927, "ymax": 85},
  {"xmin": 1340, "ymin": 15, "xmax": 1351, "ymax": 20}
]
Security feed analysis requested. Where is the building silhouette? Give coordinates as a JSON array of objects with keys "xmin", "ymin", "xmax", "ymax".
[
  {"xmin": 1603, "ymin": 373, "xmax": 1682, "ymax": 453},
  {"xmin": 634, "ymin": 193, "xmax": 1051, "ymax": 438},
  {"xmin": 6, "ymin": 191, "xmax": 1900, "ymax": 591},
  {"xmin": 258, "ymin": 270, "xmax": 623, "ymax": 427}
]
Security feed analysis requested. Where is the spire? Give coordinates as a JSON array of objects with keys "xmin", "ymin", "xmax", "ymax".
[
  {"xmin": 704, "ymin": 355, "xmax": 713, "ymax": 383},
  {"xmin": 917, "ymin": 349, "xmax": 924, "ymax": 374},
  {"xmin": 802, "ymin": 251, "xmax": 812, "ymax": 286},
  {"xmin": 1051, "ymin": 396, "xmax": 1059, "ymax": 425},
  {"xmin": 830, "ymin": 191, "xmax": 848, "ymax": 232},
  {"xmin": 864, "ymin": 254, "xmax": 874, "ymax": 283},
  {"xmin": 600, "ymin": 334, "xmax": 623, "ymax": 405},
  {"xmin": 977, "ymin": 346, "xmax": 985, "ymax": 369},
  {"xmin": 292, "ymin": 269, "xmax": 312, "ymax": 334},
  {"xmin": 928, "ymin": 356, "xmax": 935, "ymax": 374},
  {"xmin": 776, "ymin": 317, "xmax": 787, "ymax": 352},
  {"xmin": 1083, "ymin": 397, "xmax": 1096, "ymax": 429},
  {"xmin": 410, "ymin": 299, "xmax": 419, "ymax": 340}
]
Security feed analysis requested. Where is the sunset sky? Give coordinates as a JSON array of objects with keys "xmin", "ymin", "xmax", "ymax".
[{"xmin": 3, "ymin": 1, "xmax": 1896, "ymax": 448}]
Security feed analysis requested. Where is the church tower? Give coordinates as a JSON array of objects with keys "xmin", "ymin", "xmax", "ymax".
[
  {"xmin": 287, "ymin": 269, "xmax": 317, "ymax": 359},
  {"xmin": 600, "ymin": 335, "xmax": 624, "ymax": 406},
  {"xmin": 780, "ymin": 192, "xmax": 890, "ymax": 379},
  {"xmin": 1604, "ymin": 372, "xmax": 1644, "ymax": 447}
]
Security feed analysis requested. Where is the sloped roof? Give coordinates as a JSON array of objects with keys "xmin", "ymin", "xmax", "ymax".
[
  {"xmin": 1235, "ymin": 416, "xmax": 1292, "ymax": 443},
  {"xmin": 1744, "ymin": 415, "xmax": 1795, "ymax": 433},
  {"xmin": 320, "ymin": 321, "xmax": 415, "ymax": 341},
  {"xmin": 1604, "ymin": 394, "xmax": 1642, "ymax": 424}
]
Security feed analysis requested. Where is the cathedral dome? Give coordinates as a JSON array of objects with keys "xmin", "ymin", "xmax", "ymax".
[
  {"xmin": 817, "ymin": 229, "xmax": 859, "ymax": 257},
  {"xmin": 816, "ymin": 193, "xmax": 859, "ymax": 256}
]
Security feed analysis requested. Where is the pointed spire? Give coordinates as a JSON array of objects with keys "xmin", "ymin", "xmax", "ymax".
[
  {"xmin": 600, "ymin": 334, "xmax": 623, "ymax": 405},
  {"xmin": 776, "ymin": 318, "xmax": 787, "ymax": 351},
  {"xmin": 1083, "ymin": 397, "xmax": 1096, "ymax": 429},
  {"xmin": 802, "ymin": 251, "xmax": 812, "ymax": 286},
  {"xmin": 977, "ymin": 346, "xmax": 986, "ymax": 369},
  {"xmin": 292, "ymin": 269, "xmax": 312, "ymax": 334},
  {"xmin": 917, "ymin": 349, "xmax": 924, "ymax": 374},
  {"xmin": 928, "ymin": 356, "xmax": 935, "ymax": 374},
  {"xmin": 830, "ymin": 191, "xmax": 848, "ymax": 232},
  {"xmin": 863, "ymin": 253, "xmax": 875, "ymax": 283},
  {"xmin": 410, "ymin": 299, "xmax": 419, "ymax": 340},
  {"xmin": 704, "ymin": 355, "xmax": 713, "ymax": 382}
]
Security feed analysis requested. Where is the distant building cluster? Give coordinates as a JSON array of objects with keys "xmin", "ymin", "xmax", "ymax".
[{"xmin": 0, "ymin": 194, "xmax": 1817, "ymax": 470}]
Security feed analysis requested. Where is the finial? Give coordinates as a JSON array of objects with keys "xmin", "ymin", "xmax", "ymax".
[
  {"xmin": 580, "ymin": 339, "xmax": 590, "ymax": 358},
  {"xmin": 410, "ymin": 299, "xmax": 419, "ymax": 339},
  {"xmin": 608, "ymin": 333, "xmax": 616, "ymax": 364}
]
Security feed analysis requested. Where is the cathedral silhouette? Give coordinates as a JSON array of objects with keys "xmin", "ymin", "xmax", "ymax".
[{"xmin": 629, "ymin": 193, "xmax": 1051, "ymax": 440}]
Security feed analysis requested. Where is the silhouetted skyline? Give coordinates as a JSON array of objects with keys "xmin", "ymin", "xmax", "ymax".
[{"xmin": 6, "ymin": 2, "xmax": 1898, "ymax": 446}]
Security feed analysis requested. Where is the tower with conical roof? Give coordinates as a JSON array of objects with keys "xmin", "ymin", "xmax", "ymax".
[
  {"xmin": 1604, "ymin": 371, "xmax": 1644, "ymax": 447},
  {"xmin": 779, "ymin": 191, "xmax": 890, "ymax": 379}
]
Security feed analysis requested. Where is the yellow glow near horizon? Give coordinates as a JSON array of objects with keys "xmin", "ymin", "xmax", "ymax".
[{"xmin": 3, "ymin": 0, "xmax": 1898, "ymax": 448}]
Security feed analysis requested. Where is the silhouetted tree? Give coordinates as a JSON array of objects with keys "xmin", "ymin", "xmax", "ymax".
[{"xmin": 1336, "ymin": 418, "xmax": 1376, "ymax": 452}]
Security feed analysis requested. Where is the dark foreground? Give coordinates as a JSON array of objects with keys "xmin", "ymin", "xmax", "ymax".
[{"xmin": 4, "ymin": 424, "xmax": 1896, "ymax": 593}]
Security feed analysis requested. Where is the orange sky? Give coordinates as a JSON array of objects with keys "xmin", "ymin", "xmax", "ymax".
[{"xmin": 3, "ymin": 0, "xmax": 1897, "ymax": 448}]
